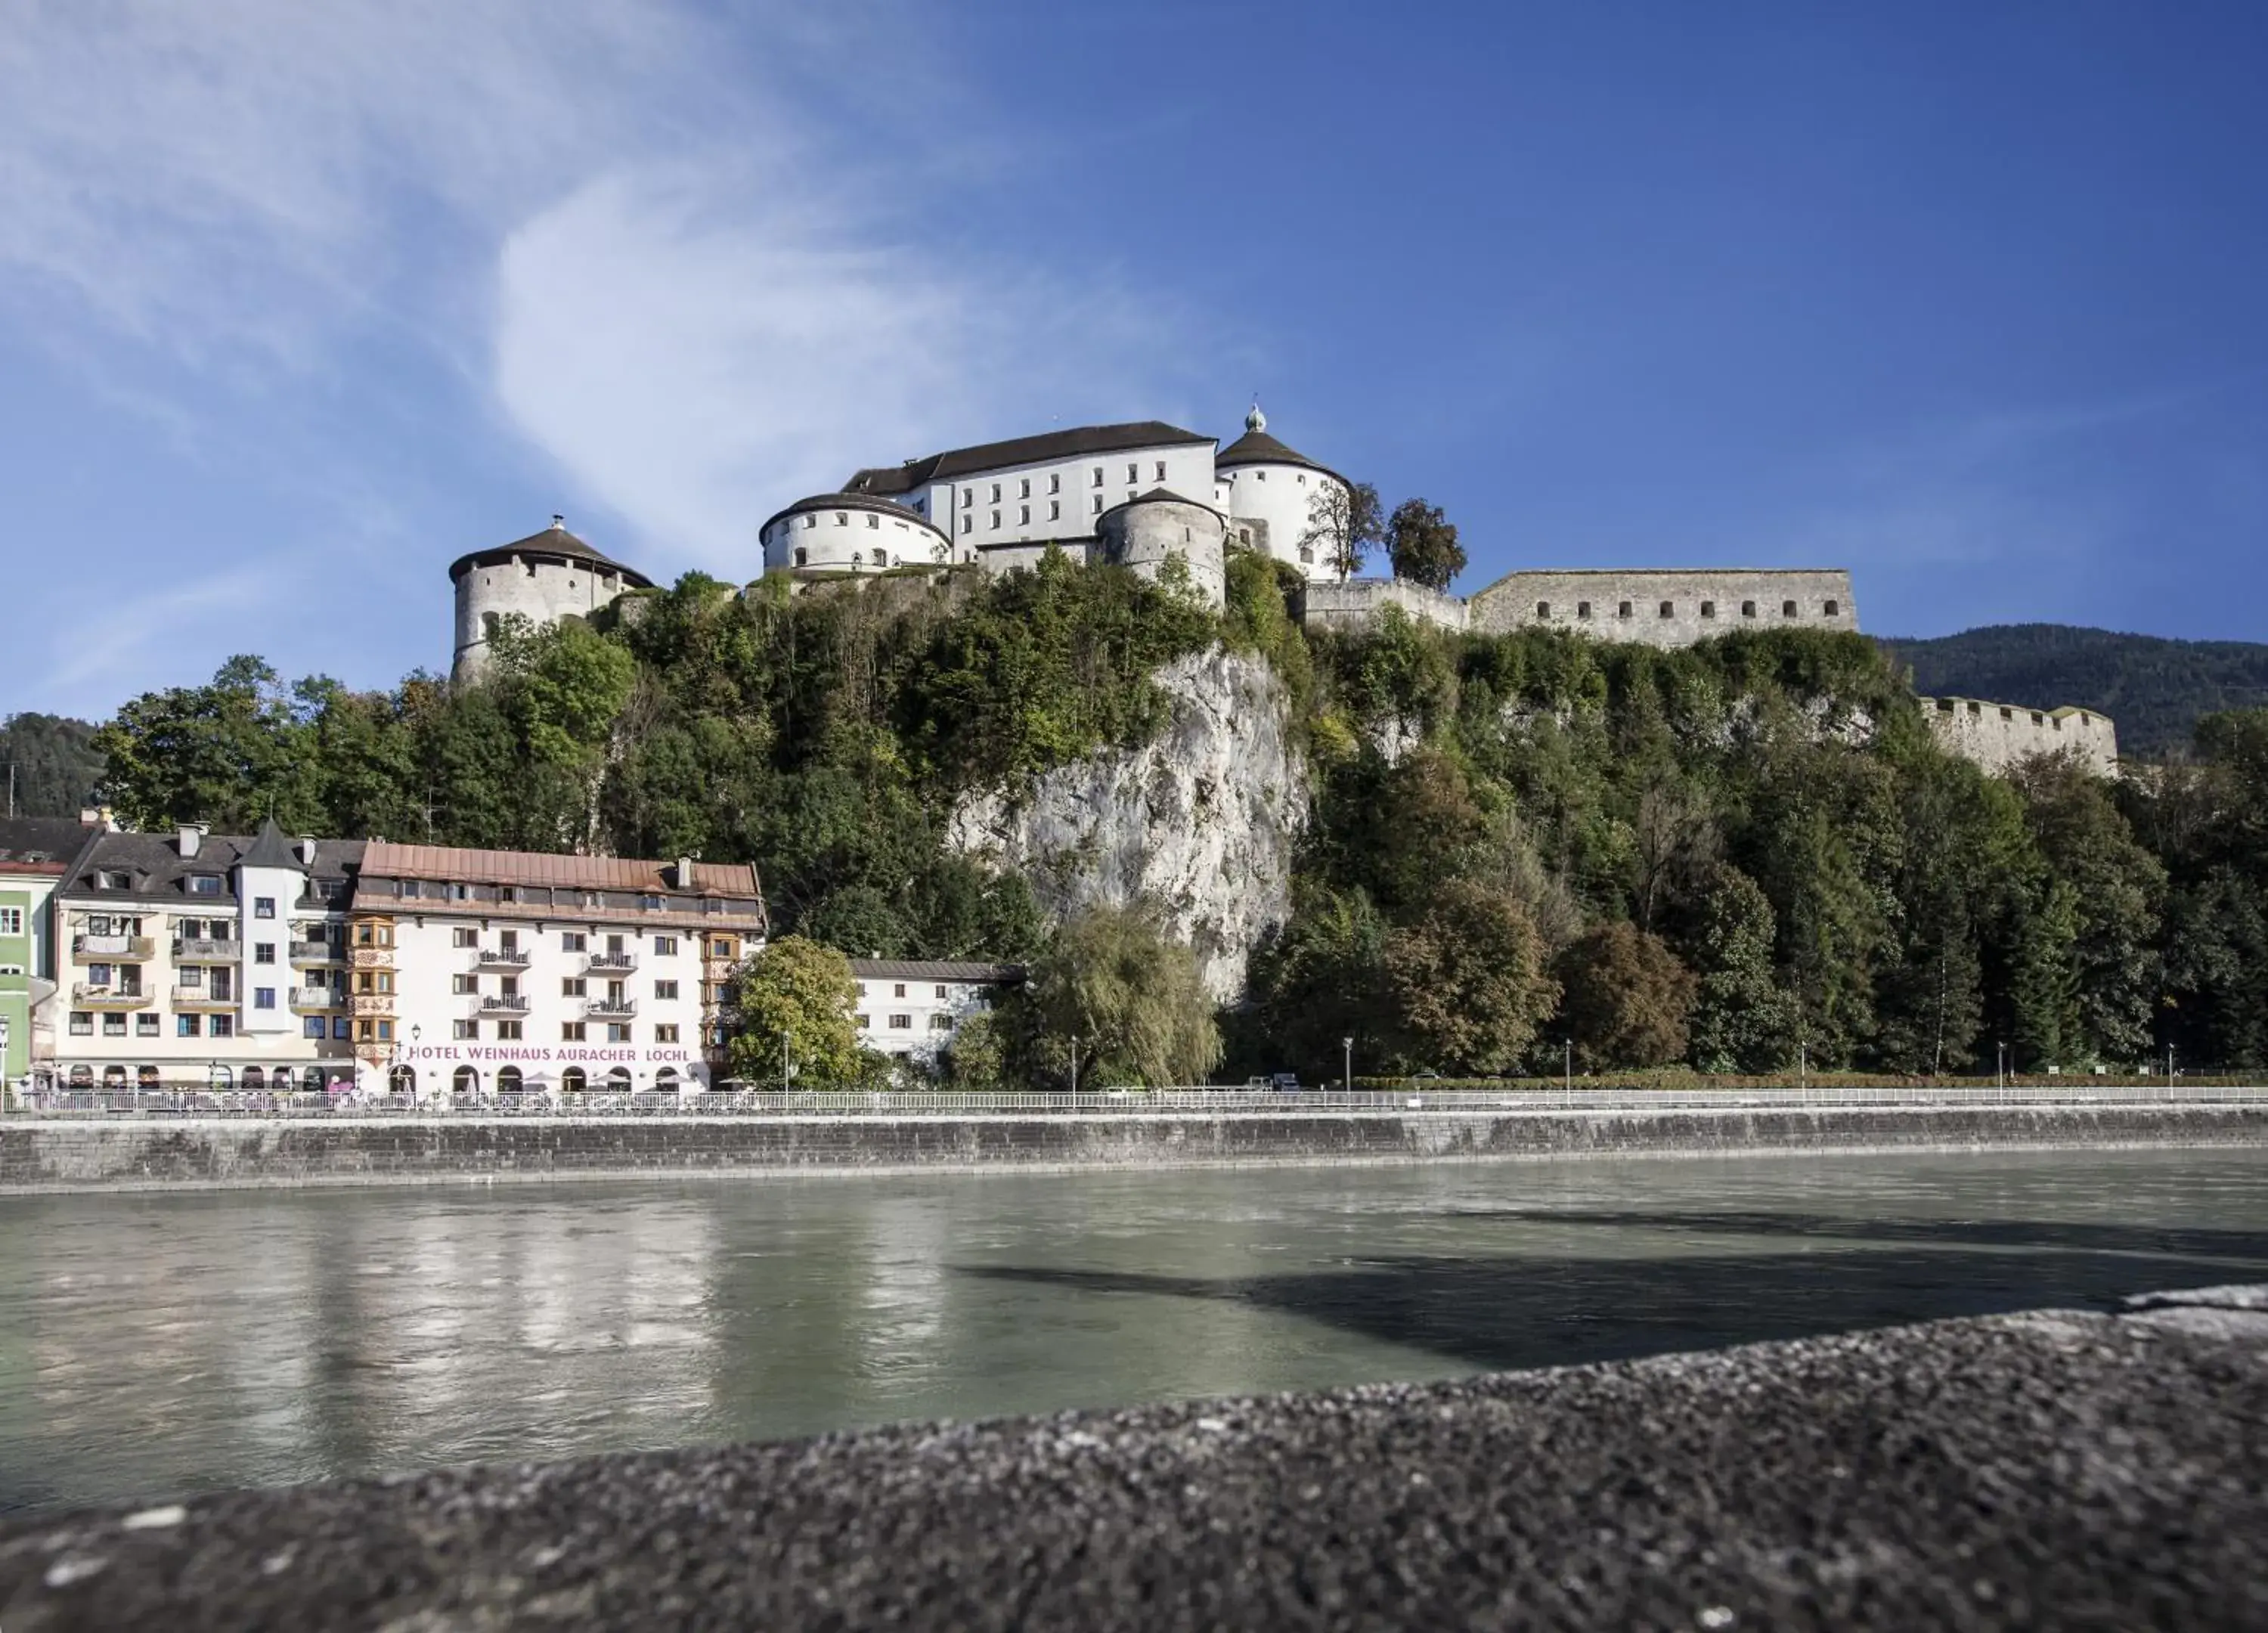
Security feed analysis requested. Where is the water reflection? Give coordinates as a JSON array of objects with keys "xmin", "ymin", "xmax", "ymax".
[{"xmin": 2, "ymin": 1148, "xmax": 2265, "ymax": 1516}]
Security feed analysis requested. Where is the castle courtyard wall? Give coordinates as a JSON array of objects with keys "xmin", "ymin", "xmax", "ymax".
[
  {"xmin": 1467, "ymin": 569, "xmax": 1858, "ymax": 646},
  {"xmin": 1295, "ymin": 578, "xmax": 1470, "ymax": 633},
  {"xmin": 1922, "ymin": 696, "xmax": 2119, "ymax": 776}
]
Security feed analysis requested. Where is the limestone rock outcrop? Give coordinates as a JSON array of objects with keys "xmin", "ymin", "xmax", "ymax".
[{"xmin": 947, "ymin": 648, "xmax": 1306, "ymax": 1001}]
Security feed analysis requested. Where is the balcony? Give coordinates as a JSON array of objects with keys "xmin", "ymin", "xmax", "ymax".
[
  {"xmin": 349, "ymin": 994, "xmax": 394, "ymax": 1018},
  {"xmin": 170, "ymin": 985, "xmax": 237, "ymax": 1009},
  {"xmin": 349, "ymin": 946, "xmax": 395, "ymax": 969},
  {"xmin": 587, "ymin": 950, "xmax": 638, "ymax": 972},
  {"xmin": 472, "ymin": 947, "xmax": 531, "ymax": 971},
  {"xmin": 173, "ymin": 937, "xmax": 242, "ymax": 962},
  {"xmin": 476, "ymin": 993, "xmax": 531, "ymax": 1014},
  {"xmin": 290, "ymin": 940, "xmax": 343, "ymax": 965},
  {"xmin": 72, "ymin": 982, "xmax": 152, "ymax": 1008},
  {"xmin": 74, "ymin": 934, "xmax": 154, "ymax": 959},
  {"xmin": 289, "ymin": 987, "xmax": 344, "ymax": 1011},
  {"xmin": 585, "ymin": 997, "xmax": 637, "ymax": 1018}
]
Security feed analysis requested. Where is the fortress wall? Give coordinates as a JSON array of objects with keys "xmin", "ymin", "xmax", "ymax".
[
  {"xmin": 1467, "ymin": 569, "xmax": 1858, "ymax": 648},
  {"xmin": 1294, "ymin": 578, "xmax": 1470, "ymax": 634},
  {"xmin": 1923, "ymin": 696, "xmax": 2120, "ymax": 776},
  {"xmin": 452, "ymin": 556, "xmax": 628, "ymax": 682},
  {"xmin": 978, "ymin": 541, "xmax": 1095, "ymax": 575}
]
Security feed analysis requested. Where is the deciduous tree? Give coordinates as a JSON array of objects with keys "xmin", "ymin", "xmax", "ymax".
[
  {"xmin": 1297, "ymin": 479, "xmax": 1384, "ymax": 581},
  {"xmin": 1554, "ymin": 922, "xmax": 1698, "ymax": 1070},
  {"xmin": 1383, "ymin": 497, "xmax": 1466, "ymax": 590},
  {"xmin": 727, "ymin": 936, "xmax": 865, "ymax": 1086}
]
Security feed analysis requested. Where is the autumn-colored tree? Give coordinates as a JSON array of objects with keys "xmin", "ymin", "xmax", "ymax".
[
  {"xmin": 1018, "ymin": 905, "xmax": 1222, "ymax": 1086},
  {"xmin": 1380, "ymin": 881, "xmax": 1559, "ymax": 1074},
  {"xmin": 1383, "ymin": 497, "xmax": 1466, "ymax": 591},
  {"xmin": 1555, "ymin": 922, "xmax": 1699, "ymax": 1071}
]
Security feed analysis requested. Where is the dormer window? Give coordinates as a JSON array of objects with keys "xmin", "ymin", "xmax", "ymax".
[{"xmin": 188, "ymin": 875, "xmax": 222, "ymax": 896}]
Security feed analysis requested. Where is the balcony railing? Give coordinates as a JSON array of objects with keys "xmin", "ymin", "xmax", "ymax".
[
  {"xmin": 349, "ymin": 947, "xmax": 395, "ymax": 969},
  {"xmin": 472, "ymin": 948, "xmax": 531, "ymax": 970},
  {"xmin": 173, "ymin": 937, "xmax": 242, "ymax": 961},
  {"xmin": 587, "ymin": 951, "xmax": 638, "ymax": 971},
  {"xmin": 71, "ymin": 982, "xmax": 152, "ymax": 1007},
  {"xmin": 169, "ymin": 985, "xmax": 236, "ymax": 1009},
  {"xmin": 74, "ymin": 934, "xmax": 155, "ymax": 959},
  {"xmin": 290, "ymin": 940, "xmax": 343, "ymax": 964},
  {"xmin": 585, "ymin": 998, "xmax": 637, "ymax": 1018},
  {"xmin": 477, "ymin": 993, "xmax": 531, "ymax": 1013},
  {"xmin": 349, "ymin": 994, "xmax": 394, "ymax": 1017},
  {"xmin": 289, "ymin": 987, "xmax": 344, "ymax": 1011}
]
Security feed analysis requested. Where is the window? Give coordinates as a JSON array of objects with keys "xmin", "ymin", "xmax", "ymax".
[
  {"xmin": 175, "ymin": 1015, "xmax": 197, "ymax": 1037},
  {"xmin": 1049, "ymin": 473, "xmax": 1061, "ymax": 494},
  {"xmin": 499, "ymin": 975, "xmax": 519, "ymax": 999},
  {"xmin": 1018, "ymin": 477, "xmax": 1030, "ymax": 498},
  {"xmin": 209, "ymin": 1015, "xmax": 233, "ymax": 1038},
  {"xmin": 102, "ymin": 1013, "xmax": 126, "ymax": 1037},
  {"xmin": 453, "ymin": 927, "xmax": 477, "ymax": 947},
  {"xmin": 1742, "ymin": 600, "xmax": 1757, "ymax": 618},
  {"xmin": 562, "ymin": 1021, "xmax": 586, "ymax": 1042},
  {"xmin": 935, "ymin": 985, "xmax": 948, "ymax": 999},
  {"xmin": 856, "ymin": 1013, "xmax": 871, "ymax": 1030},
  {"xmin": 655, "ymin": 980, "xmax": 680, "ymax": 1000},
  {"xmin": 960, "ymin": 516, "xmax": 972, "ymax": 535},
  {"xmin": 332, "ymin": 1017, "xmax": 350, "ymax": 1039},
  {"xmin": 1018, "ymin": 505, "xmax": 1030, "ymax": 525},
  {"xmin": 0, "ymin": 907, "xmax": 20, "ymax": 936},
  {"xmin": 1619, "ymin": 600, "xmax": 1633, "ymax": 618},
  {"xmin": 1091, "ymin": 494, "xmax": 1103, "ymax": 515},
  {"xmin": 88, "ymin": 962, "xmax": 113, "ymax": 987},
  {"xmin": 255, "ymin": 943, "xmax": 276, "ymax": 964},
  {"xmin": 70, "ymin": 1011, "xmax": 92, "ymax": 1036},
  {"xmin": 1092, "ymin": 466, "xmax": 1103, "ymax": 487},
  {"xmin": 606, "ymin": 1023, "xmax": 631, "ymax": 1043},
  {"xmin": 496, "ymin": 1021, "xmax": 523, "ymax": 1041},
  {"xmin": 1049, "ymin": 500, "xmax": 1061, "ymax": 521},
  {"xmin": 190, "ymin": 875, "xmax": 221, "ymax": 895},
  {"xmin": 255, "ymin": 988, "xmax": 276, "ymax": 1010},
  {"xmin": 1155, "ymin": 460, "xmax": 1167, "ymax": 481},
  {"xmin": 1126, "ymin": 463, "xmax": 1138, "ymax": 482},
  {"xmin": 930, "ymin": 1015, "xmax": 954, "ymax": 1031},
  {"xmin": 254, "ymin": 897, "xmax": 275, "ymax": 919},
  {"xmin": 990, "ymin": 510, "xmax": 1001, "ymax": 528},
  {"xmin": 988, "ymin": 482, "xmax": 1001, "ymax": 503},
  {"xmin": 454, "ymin": 973, "xmax": 479, "ymax": 994},
  {"xmin": 135, "ymin": 1013, "xmax": 159, "ymax": 1037},
  {"xmin": 303, "ymin": 1017, "xmax": 327, "ymax": 1039},
  {"xmin": 795, "ymin": 547, "xmax": 808, "ymax": 566},
  {"xmin": 800, "ymin": 513, "xmax": 814, "ymax": 530},
  {"xmin": 1700, "ymin": 601, "xmax": 1715, "ymax": 618},
  {"xmin": 1659, "ymin": 600, "xmax": 1674, "ymax": 618},
  {"xmin": 562, "ymin": 977, "xmax": 586, "ymax": 997},
  {"xmin": 888, "ymin": 1013, "xmax": 912, "ymax": 1029},
  {"xmin": 1535, "ymin": 601, "xmax": 1551, "ymax": 618},
  {"xmin": 454, "ymin": 1019, "xmax": 479, "ymax": 1040},
  {"xmin": 894, "ymin": 983, "xmax": 907, "ymax": 998},
  {"xmin": 376, "ymin": 1019, "xmax": 392, "ymax": 1041},
  {"xmin": 1577, "ymin": 601, "xmax": 1591, "ymax": 619},
  {"xmin": 655, "ymin": 1024, "xmax": 680, "ymax": 1044},
  {"xmin": 962, "ymin": 488, "xmax": 972, "ymax": 510},
  {"xmin": 1824, "ymin": 600, "xmax": 1840, "ymax": 616},
  {"xmin": 866, "ymin": 513, "xmax": 878, "ymax": 529},
  {"xmin": 562, "ymin": 931, "xmax": 586, "ymax": 952},
  {"xmin": 1783, "ymin": 600, "xmax": 1798, "ymax": 617},
  {"xmin": 710, "ymin": 939, "xmax": 733, "ymax": 959},
  {"xmin": 654, "ymin": 935, "xmax": 677, "ymax": 956}
]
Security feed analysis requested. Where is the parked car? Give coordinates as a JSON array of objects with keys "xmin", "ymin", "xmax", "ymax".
[{"xmin": 1269, "ymin": 1071, "xmax": 1302, "ymax": 1092}]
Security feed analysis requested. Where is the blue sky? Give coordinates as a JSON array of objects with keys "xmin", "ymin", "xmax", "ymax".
[{"xmin": 5, "ymin": 1, "xmax": 2266, "ymax": 720}]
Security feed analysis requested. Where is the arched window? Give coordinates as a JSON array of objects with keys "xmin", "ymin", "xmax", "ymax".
[
  {"xmin": 794, "ymin": 547, "xmax": 807, "ymax": 567},
  {"xmin": 654, "ymin": 1067, "xmax": 681, "ymax": 1093},
  {"xmin": 562, "ymin": 1067, "xmax": 587, "ymax": 1093},
  {"xmin": 497, "ymin": 1065, "xmax": 524, "ymax": 1095},
  {"xmin": 241, "ymin": 1065, "xmax": 265, "ymax": 1090},
  {"xmin": 605, "ymin": 1067, "xmax": 634, "ymax": 1092},
  {"xmin": 1535, "ymin": 600, "xmax": 1551, "ymax": 618},
  {"xmin": 69, "ymin": 1064, "xmax": 93, "ymax": 1087},
  {"xmin": 138, "ymin": 1064, "xmax": 160, "ymax": 1088},
  {"xmin": 389, "ymin": 1064, "xmax": 417, "ymax": 1095},
  {"xmin": 209, "ymin": 1065, "xmax": 234, "ymax": 1089},
  {"xmin": 452, "ymin": 1065, "xmax": 479, "ymax": 1095},
  {"xmin": 1823, "ymin": 599, "xmax": 1840, "ymax": 616},
  {"xmin": 271, "ymin": 1066, "xmax": 294, "ymax": 1092},
  {"xmin": 102, "ymin": 1064, "xmax": 127, "ymax": 1087}
]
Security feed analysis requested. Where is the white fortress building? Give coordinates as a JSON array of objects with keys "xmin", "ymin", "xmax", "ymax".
[{"xmin": 442, "ymin": 404, "xmax": 2116, "ymax": 775}]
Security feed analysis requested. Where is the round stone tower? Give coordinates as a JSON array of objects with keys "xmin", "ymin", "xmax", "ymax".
[
  {"xmin": 448, "ymin": 517, "xmax": 652, "ymax": 683},
  {"xmin": 1098, "ymin": 489, "xmax": 1227, "ymax": 606},
  {"xmin": 1214, "ymin": 404, "xmax": 1351, "ymax": 581}
]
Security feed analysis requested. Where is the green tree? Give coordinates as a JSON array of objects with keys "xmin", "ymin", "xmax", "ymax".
[
  {"xmin": 1018, "ymin": 905, "xmax": 1221, "ymax": 1086},
  {"xmin": 943, "ymin": 1009, "xmax": 1006, "ymax": 1087},
  {"xmin": 1685, "ymin": 868, "xmax": 1799, "ymax": 1073},
  {"xmin": 727, "ymin": 936, "xmax": 864, "ymax": 1086},
  {"xmin": 1554, "ymin": 922, "xmax": 1698, "ymax": 1071},
  {"xmin": 1383, "ymin": 497, "xmax": 1467, "ymax": 590},
  {"xmin": 0, "ymin": 714, "xmax": 104, "ymax": 816},
  {"xmin": 1297, "ymin": 479, "xmax": 1384, "ymax": 580},
  {"xmin": 93, "ymin": 655, "xmax": 324, "ymax": 831},
  {"xmin": 2011, "ymin": 751, "xmax": 2163, "ymax": 1063},
  {"xmin": 1380, "ymin": 881, "xmax": 1558, "ymax": 1074}
]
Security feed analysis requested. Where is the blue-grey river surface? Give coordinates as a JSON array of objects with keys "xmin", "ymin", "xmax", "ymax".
[{"xmin": 5, "ymin": 1146, "xmax": 2268, "ymax": 1516}]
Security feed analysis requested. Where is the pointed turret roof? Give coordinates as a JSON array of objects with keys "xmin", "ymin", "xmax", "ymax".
[
  {"xmin": 238, "ymin": 816, "xmax": 305, "ymax": 872},
  {"xmin": 447, "ymin": 516, "xmax": 652, "ymax": 588},
  {"xmin": 1214, "ymin": 406, "xmax": 1346, "ymax": 484}
]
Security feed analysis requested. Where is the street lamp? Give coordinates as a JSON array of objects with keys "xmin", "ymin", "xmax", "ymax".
[
  {"xmin": 1997, "ymin": 1040, "xmax": 2008, "ymax": 1094},
  {"xmin": 1343, "ymin": 1036, "xmax": 1352, "ymax": 1095},
  {"xmin": 1070, "ymin": 1035, "xmax": 1080, "ymax": 1095}
]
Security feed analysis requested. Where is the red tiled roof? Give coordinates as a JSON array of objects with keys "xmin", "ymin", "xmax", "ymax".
[{"xmin": 358, "ymin": 842, "xmax": 758, "ymax": 897}]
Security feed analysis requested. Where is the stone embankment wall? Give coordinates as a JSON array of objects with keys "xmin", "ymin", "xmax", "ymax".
[
  {"xmin": 1467, "ymin": 569, "xmax": 1859, "ymax": 647},
  {"xmin": 1920, "ymin": 696, "xmax": 2119, "ymax": 776},
  {"xmin": 5, "ymin": 1104, "xmax": 2261, "ymax": 1191}
]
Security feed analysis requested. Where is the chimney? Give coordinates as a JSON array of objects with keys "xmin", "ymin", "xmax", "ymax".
[
  {"xmin": 178, "ymin": 823, "xmax": 200, "ymax": 858},
  {"xmin": 298, "ymin": 835, "xmax": 318, "ymax": 866},
  {"xmin": 674, "ymin": 856, "xmax": 696, "ymax": 890},
  {"xmin": 79, "ymin": 806, "xmax": 99, "ymax": 826}
]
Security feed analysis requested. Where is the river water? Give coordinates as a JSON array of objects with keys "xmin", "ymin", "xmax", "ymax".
[{"xmin": 5, "ymin": 1147, "xmax": 2267, "ymax": 1517}]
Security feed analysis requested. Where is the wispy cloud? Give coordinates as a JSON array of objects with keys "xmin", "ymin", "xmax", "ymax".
[{"xmin": 42, "ymin": 565, "xmax": 287, "ymax": 701}]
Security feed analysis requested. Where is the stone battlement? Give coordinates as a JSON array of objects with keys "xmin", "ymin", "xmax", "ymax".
[
  {"xmin": 1921, "ymin": 696, "xmax": 2119, "ymax": 776},
  {"xmin": 1467, "ymin": 568, "xmax": 1859, "ymax": 646}
]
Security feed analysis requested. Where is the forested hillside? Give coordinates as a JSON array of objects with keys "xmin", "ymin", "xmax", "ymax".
[
  {"xmin": 1879, "ymin": 624, "xmax": 2268, "ymax": 758},
  {"xmin": 0, "ymin": 713, "xmax": 103, "ymax": 816},
  {"xmin": 79, "ymin": 559, "xmax": 2268, "ymax": 1080}
]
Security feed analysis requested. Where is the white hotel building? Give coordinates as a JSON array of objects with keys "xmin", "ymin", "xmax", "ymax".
[
  {"xmin": 848, "ymin": 958, "xmax": 1023, "ymax": 1065},
  {"xmin": 45, "ymin": 824, "xmax": 767, "ymax": 1095}
]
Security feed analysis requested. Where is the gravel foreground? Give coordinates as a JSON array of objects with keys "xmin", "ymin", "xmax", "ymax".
[{"xmin": 3, "ymin": 1286, "xmax": 2266, "ymax": 1631}]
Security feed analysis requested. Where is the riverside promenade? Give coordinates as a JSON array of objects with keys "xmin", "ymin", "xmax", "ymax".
[
  {"xmin": 5, "ymin": 1086, "xmax": 2266, "ymax": 1191},
  {"xmin": 4, "ymin": 1283, "xmax": 2264, "ymax": 1629}
]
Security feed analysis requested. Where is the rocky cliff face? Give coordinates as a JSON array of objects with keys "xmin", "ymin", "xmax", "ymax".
[{"xmin": 947, "ymin": 648, "xmax": 1307, "ymax": 1001}]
